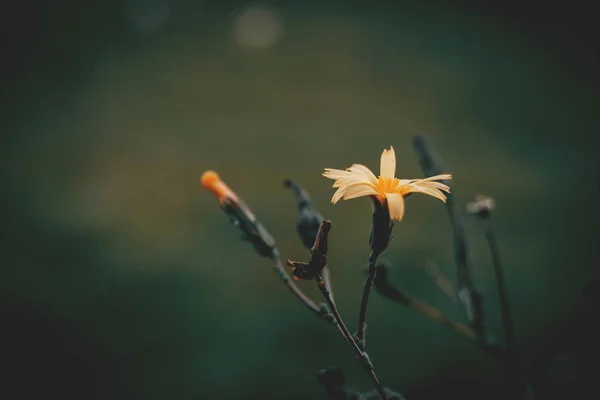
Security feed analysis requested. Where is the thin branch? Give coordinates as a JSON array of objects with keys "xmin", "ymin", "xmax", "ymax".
[
  {"xmin": 272, "ymin": 253, "xmax": 331, "ymax": 322},
  {"xmin": 485, "ymin": 221, "xmax": 522, "ymax": 394},
  {"xmin": 322, "ymin": 266, "xmax": 335, "ymax": 304},
  {"xmin": 373, "ymin": 264, "xmax": 476, "ymax": 340},
  {"xmin": 412, "ymin": 135, "xmax": 486, "ymax": 340},
  {"xmin": 409, "ymin": 297, "xmax": 477, "ymax": 339},
  {"xmin": 356, "ymin": 252, "xmax": 379, "ymax": 348},
  {"xmin": 283, "ymin": 179, "xmax": 336, "ymax": 304},
  {"xmin": 422, "ymin": 261, "xmax": 457, "ymax": 302},
  {"xmin": 316, "ymin": 274, "xmax": 389, "ymax": 400}
]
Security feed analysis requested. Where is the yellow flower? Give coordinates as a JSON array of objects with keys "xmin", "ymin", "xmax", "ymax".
[{"xmin": 323, "ymin": 146, "xmax": 452, "ymax": 221}]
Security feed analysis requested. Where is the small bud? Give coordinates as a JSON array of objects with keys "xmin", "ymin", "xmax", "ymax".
[
  {"xmin": 368, "ymin": 196, "xmax": 394, "ymax": 256},
  {"xmin": 201, "ymin": 171, "xmax": 277, "ymax": 259},
  {"xmin": 466, "ymin": 194, "xmax": 496, "ymax": 218}
]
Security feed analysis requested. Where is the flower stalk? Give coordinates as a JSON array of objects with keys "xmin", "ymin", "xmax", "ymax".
[
  {"xmin": 412, "ymin": 136, "xmax": 487, "ymax": 342},
  {"xmin": 422, "ymin": 262, "xmax": 457, "ymax": 302},
  {"xmin": 484, "ymin": 219, "xmax": 523, "ymax": 396},
  {"xmin": 356, "ymin": 196, "xmax": 394, "ymax": 348},
  {"xmin": 316, "ymin": 273, "xmax": 389, "ymax": 400},
  {"xmin": 272, "ymin": 253, "xmax": 327, "ymax": 320},
  {"xmin": 356, "ymin": 250, "xmax": 379, "ymax": 349},
  {"xmin": 288, "ymin": 220, "xmax": 393, "ymax": 400}
]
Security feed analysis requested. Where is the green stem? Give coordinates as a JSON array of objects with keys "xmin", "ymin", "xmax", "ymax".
[
  {"xmin": 406, "ymin": 296, "xmax": 477, "ymax": 340},
  {"xmin": 322, "ymin": 266, "xmax": 335, "ymax": 304},
  {"xmin": 485, "ymin": 222, "xmax": 522, "ymax": 396},
  {"xmin": 356, "ymin": 252, "xmax": 379, "ymax": 348},
  {"xmin": 316, "ymin": 274, "xmax": 389, "ymax": 400},
  {"xmin": 272, "ymin": 254, "xmax": 324, "ymax": 319}
]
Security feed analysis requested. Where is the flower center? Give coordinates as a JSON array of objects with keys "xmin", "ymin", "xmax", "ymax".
[{"xmin": 375, "ymin": 177, "xmax": 399, "ymax": 201}]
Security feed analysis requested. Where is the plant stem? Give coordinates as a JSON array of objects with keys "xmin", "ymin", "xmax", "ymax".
[
  {"xmin": 422, "ymin": 262, "xmax": 457, "ymax": 302},
  {"xmin": 408, "ymin": 296, "xmax": 477, "ymax": 339},
  {"xmin": 316, "ymin": 274, "xmax": 389, "ymax": 400},
  {"xmin": 356, "ymin": 252, "xmax": 378, "ymax": 347},
  {"xmin": 485, "ymin": 222, "xmax": 522, "ymax": 395},
  {"xmin": 413, "ymin": 135, "xmax": 485, "ymax": 339},
  {"xmin": 373, "ymin": 264, "xmax": 476, "ymax": 340},
  {"xmin": 272, "ymin": 254, "xmax": 324, "ymax": 320},
  {"xmin": 322, "ymin": 266, "xmax": 335, "ymax": 304}
]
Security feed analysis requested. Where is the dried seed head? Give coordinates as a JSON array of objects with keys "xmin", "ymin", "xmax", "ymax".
[{"xmin": 466, "ymin": 194, "xmax": 496, "ymax": 218}]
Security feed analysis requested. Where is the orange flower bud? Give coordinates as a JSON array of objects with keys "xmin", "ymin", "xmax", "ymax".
[
  {"xmin": 200, "ymin": 170, "xmax": 238, "ymax": 204},
  {"xmin": 200, "ymin": 170, "xmax": 276, "ymax": 258}
]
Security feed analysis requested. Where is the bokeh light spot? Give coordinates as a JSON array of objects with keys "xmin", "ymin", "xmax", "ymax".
[{"xmin": 233, "ymin": 4, "xmax": 283, "ymax": 50}]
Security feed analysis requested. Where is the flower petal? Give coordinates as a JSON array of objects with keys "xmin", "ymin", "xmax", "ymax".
[
  {"xmin": 379, "ymin": 146, "xmax": 396, "ymax": 179},
  {"xmin": 347, "ymin": 164, "xmax": 378, "ymax": 185},
  {"xmin": 417, "ymin": 181, "xmax": 451, "ymax": 192},
  {"xmin": 331, "ymin": 183, "xmax": 376, "ymax": 204},
  {"xmin": 331, "ymin": 184, "xmax": 353, "ymax": 203},
  {"xmin": 402, "ymin": 182, "xmax": 448, "ymax": 202},
  {"xmin": 332, "ymin": 175, "xmax": 372, "ymax": 188},
  {"xmin": 323, "ymin": 168, "xmax": 352, "ymax": 180},
  {"xmin": 419, "ymin": 174, "xmax": 452, "ymax": 182},
  {"xmin": 331, "ymin": 187, "xmax": 346, "ymax": 204},
  {"xmin": 341, "ymin": 184, "xmax": 378, "ymax": 200},
  {"xmin": 385, "ymin": 192, "xmax": 405, "ymax": 221}
]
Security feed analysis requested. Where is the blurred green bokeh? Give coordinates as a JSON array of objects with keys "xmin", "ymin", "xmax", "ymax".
[{"xmin": 1, "ymin": 1, "xmax": 598, "ymax": 399}]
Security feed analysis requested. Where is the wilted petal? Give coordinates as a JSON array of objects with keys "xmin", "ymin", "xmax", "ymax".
[
  {"xmin": 385, "ymin": 192, "xmax": 405, "ymax": 221},
  {"xmin": 379, "ymin": 146, "xmax": 396, "ymax": 179}
]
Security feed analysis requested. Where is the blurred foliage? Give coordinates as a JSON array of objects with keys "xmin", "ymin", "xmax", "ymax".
[{"xmin": 1, "ymin": 1, "xmax": 599, "ymax": 399}]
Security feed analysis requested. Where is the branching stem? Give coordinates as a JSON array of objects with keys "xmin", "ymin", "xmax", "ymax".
[
  {"xmin": 316, "ymin": 274, "xmax": 389, "ymax": 400},
  {"xmin": 273, "ymin": 254, "xmax": 323, "ymax": 319}
]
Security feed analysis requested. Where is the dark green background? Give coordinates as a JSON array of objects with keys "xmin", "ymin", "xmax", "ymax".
[{"xmin": 1, "ymin": 1, "xmax": 598, "ymax": 399}]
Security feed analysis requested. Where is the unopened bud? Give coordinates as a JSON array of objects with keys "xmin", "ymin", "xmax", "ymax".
[{"xmin": 201, "ymin": 170, "xmax": 276, "ymax": 259}]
